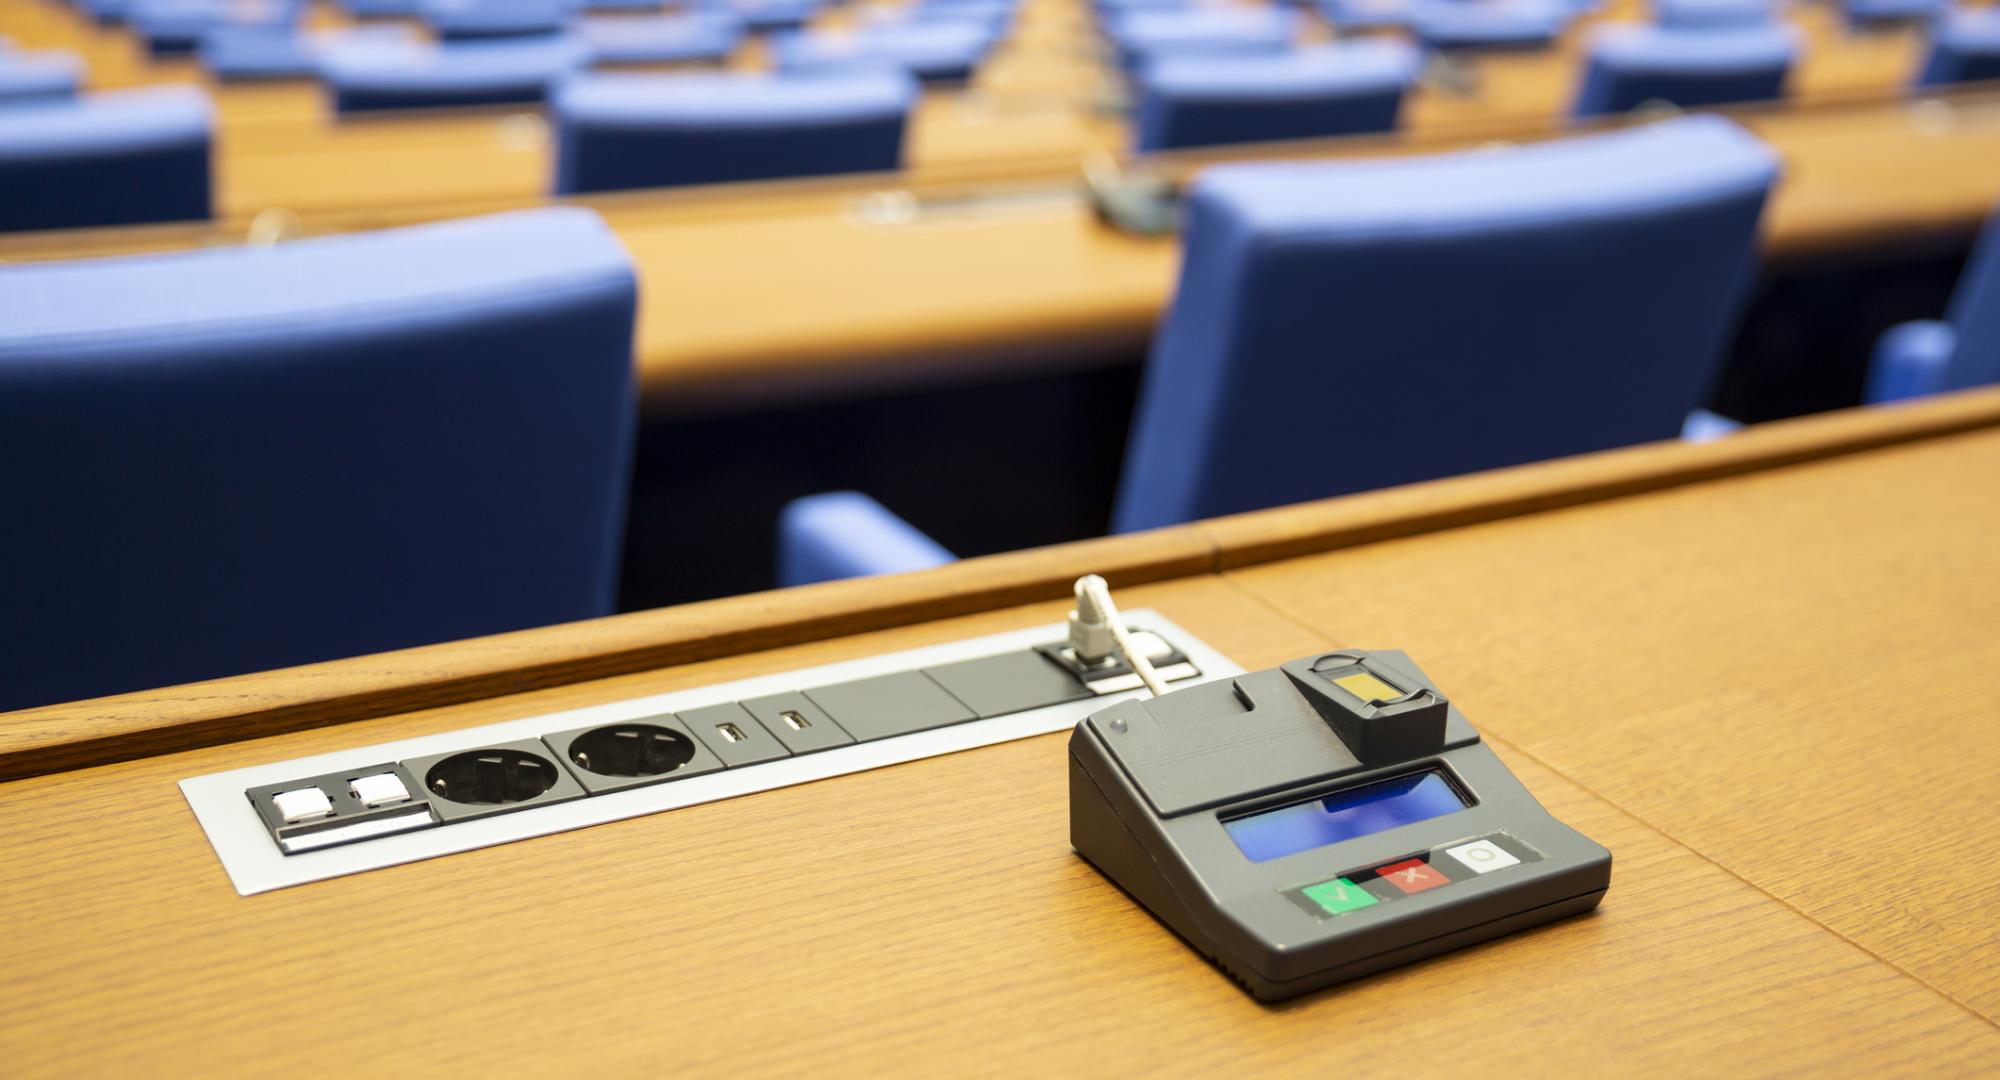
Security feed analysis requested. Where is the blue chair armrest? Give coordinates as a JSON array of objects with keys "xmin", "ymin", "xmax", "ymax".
[
  {"xmin": 1681, "ymin": 407, "xmax": 1742, "ymax": 442},
  {"xmin": 778, "ymin": 491, "xmax": 957, "ymax": 586},
  {"xmin": 1866, "ymin": 319, "xmax": 1956, "ymax": 404}
]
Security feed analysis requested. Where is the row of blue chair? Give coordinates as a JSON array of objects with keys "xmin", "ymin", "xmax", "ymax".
[{"xmin": 1122, "ymin": 4, "xmax": 2000, "ymax": 152}]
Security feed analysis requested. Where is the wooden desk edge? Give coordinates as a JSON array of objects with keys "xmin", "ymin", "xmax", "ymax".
[{"xmin": 5, "ymin": 386, "xmax": 1999, "ymax": 782}]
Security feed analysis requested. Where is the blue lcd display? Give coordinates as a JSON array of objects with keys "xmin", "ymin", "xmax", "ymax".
[{"xmin": 1223, "ymin": 770, "xmax": 1468, "ymax": 863}]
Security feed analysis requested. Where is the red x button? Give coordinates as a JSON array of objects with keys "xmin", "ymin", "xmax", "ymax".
[{"xmin": 1375, "ymin": 859, "xmax": 1450, "ymax": 895}]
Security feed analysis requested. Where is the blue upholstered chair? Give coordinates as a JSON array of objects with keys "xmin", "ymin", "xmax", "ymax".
[
  {"xmin": 200, "ymin": 23, "xmax": 418, "ymax": 80},
  {"xmin": 779, "ymin": 493, "xmax": 957, "ymax": 586},
  {"xmin": 1916, "ymin": 8, "xmax": 2000, "ymax": 87},
  {"xmin": 0, "ymin": 87, "xmax": 211, "ymax": 233},
  {"xmin": 1133, "ymin": 40, "xmax": 1419, "ymax": 152},
  {"xmin": 771, "ymin": 23, "xmax": 994, "ymax": 83},
  {"xmin": 900, "ymin": 0, "xmax": 1016, "ymax": 40},
  {"xmin": 79, "ymin": 0, "xmax": 135, "ymax": 25},
  {"xmin": 1411, "ymin": 0, "xmax": 1570, "ymax": 51},
  {"xmin": 1842, "ymin": 0, "xmax": 1943, "ymax": 28},
  {"xmin": 1652, "ymin": 0, "xmax": 1779, "ymax": 30},
  {"xmin": 0, "ymin": 50, "xmax": 82, "ymax": 105},
  {"xmin": 341, "ymin": 0, "xmax": 426, "ymax": 16},
  {"xmin": 553, "ymin": 70, "xmax": 915, "ymax": 192},
  {"xmin": 581, "ymin": 12, "xmax": 743, "ymax": 65},
  {"xmin": 1105, "ymin": 9, "xmax": 1298, "ymax": 72},
  {"xmin": 716, "ymin": 0, "xmax": 827, "ymax": 33},
  {"xmin": 1573, "ymin": 24, "xmax": 1798, "ymax": 117},
  {"xmin": 321, "ymin": 34, "xmax": 590, "ymax": 112},
  {"xmin": 129, "ymin": 0, "xmax": 298, "ymax": 57},
  {"xmin": 776, "ymin": 116, "xmax": 1780, "ymax": 584},
  {"xmin": 1866, "ymin": 207, "xmax": 2000, "ymax": 402},
  {"xmin": 1316, "ymin": 0, "xmax": 1414, "ymax": 32},
  {"xmin": 0, "ymin": 208, "xmax": 637, "ymax": 713},
  {"xmin": 421, "ymin": 0, "xmax": 574, "ymax": 41}
]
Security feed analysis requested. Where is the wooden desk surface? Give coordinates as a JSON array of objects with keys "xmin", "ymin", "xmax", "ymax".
[{"xmin": 3, "ymin": 391, "xmax": 1999, "ymax": 1074}]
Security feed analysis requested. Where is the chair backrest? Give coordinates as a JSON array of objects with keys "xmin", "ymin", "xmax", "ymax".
[
  {"xmin": 1573, "ymin": 24, "xmax": 1797, "ymax": 117},
  {"xmin": 1113, "ymin": 115, "xmax": 1779, "ymax": 532},
  {"xmin": 420, "ymin": 0, "xmax": 572, "ymax": 41},
  {"xmin": 0, "ymin": 86, "xmax": 211, "ymax": 233},
  {"xmin": 1916, "ymin": 8, "xmax": 2000, "ymax": 88},
  {"xmin": 1133, "ymin": 40, "xmax": 1418, "ymax": 152},
  {"xmin": 580, "ymin": 12, "xmax": 743, "ymax": 65},
  {"xmin": 771, "ymin": 23, "xmax": 994, "ymax": 83},
  {"xmin": 1652, "ymin": 0, "xmax": 1779, "ymax": 30},
  {"xmin": 1932, "ymin": 208, "xmax": 2000, "ymax": 392},
  {"xmin": 1106, "ymin": 9, "xmax": 1298, "ymax": 72},
  {"xmin": 553, "ymin": 70, "xmax": 915, "ymax": 193},
  {"xmin": 0, "ymin": 208, "xmax": 637, "ymax": 713},
  {"xmin": 320, "ymin": 34, "xmax": 589, "ymax": 112},
  {"xmin": 1409, "ymin": 0, "xmax": 1569, "ymax": 51},
  {"xmin": 0, "ymin": 49, "xmax": 82, "ymax": 105}
]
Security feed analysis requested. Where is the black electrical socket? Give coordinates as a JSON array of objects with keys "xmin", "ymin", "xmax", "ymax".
[
  {"xmin": 400, "ymin": 739, "xmax": 587, "ymax": 824},
  {"xmin": 541, "ymin": 716, "xmax": 725, "ymax": 795}
]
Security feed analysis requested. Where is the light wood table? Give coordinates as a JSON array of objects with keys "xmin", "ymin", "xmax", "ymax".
[{"xmin": 2, "ymin": 389, "xmax": 1998, "ymax": 1074}]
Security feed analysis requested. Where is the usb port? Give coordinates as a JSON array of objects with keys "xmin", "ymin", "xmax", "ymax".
[
  {"xmin": 716, "ymin": 722, "xmax": 748, "ymax": 743},
  {"xmin": 779, "ymin": 710, "xmax": 811, "ymax": 731}
]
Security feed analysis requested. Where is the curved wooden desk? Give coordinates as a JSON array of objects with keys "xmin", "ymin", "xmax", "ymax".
[{"xmin": 3, "ymin": 390, "xmax": 1998, "ymax": 1073}]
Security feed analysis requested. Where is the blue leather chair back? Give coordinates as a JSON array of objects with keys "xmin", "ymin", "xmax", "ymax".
[
  {"xmin": 0, "ymin": 208, "xmax": 637, "ymax": 712},
  {"xmin": 1652, "ymin": 0, "xmax": 1779, "ymax": 29},
  {"xmin": 1573, "ymin": 24, "xmax": 1797, "ymax": 117},
  {"xmin": 1917, "ymin": 8, "xmax": 2000, "ymax": 87},
  {"xmin": 1113, "ymin": 116, "xmax": 1779, "ymax": 532},
  {"xmin": 420, "ymin": 0, "xmax": 573, "ymax": 41},
  {"xmin": 1410, "ymin": 0, "xmax": 1568, "ymax": 51},
  {"xmin": 1931, "ymin": 210, "xmax": 2000, "ymax": 392},
  {"xmin": 771, "ymin": 23, "xmax": 994, "ymax": 83},
  {"xmin": 321, "ymin": 34, "xmax": 589, "ymax": 112},
  {"xmin": 553, "ymin": 70, "xmax": 915, "ymax": 193},
  {"xmin": 580, "ymin": 12, "xmax": 742, "ymax": 64},
  {"xmin": 1105, "ymin": 9, "xmax": 1298, "ymax": 72},
  {"xmin": 1134, "ymin": 40, "xmax": 1417, "ymax": 152},
  {"xmin": 0, "ymin": 87, "xmax": 211, "ymax": 233},
  {"xmin": 0, "ymin": 50, "xmax": 82, "ymax": 104}
]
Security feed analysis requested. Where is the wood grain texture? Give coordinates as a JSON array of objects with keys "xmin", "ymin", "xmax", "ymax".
[
  {"xmin": 1228, "ymin": 423, "xmax": 2000, "ymax": 1021},
  {"xmin": 0, "ymin": 579, "xmax": 1992, "ymax": 1076}
]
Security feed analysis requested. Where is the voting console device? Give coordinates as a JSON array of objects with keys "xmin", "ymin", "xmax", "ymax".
[{"xmin": 1070, "ymin": 649, "xmax": 1611, "ymax": 1001}]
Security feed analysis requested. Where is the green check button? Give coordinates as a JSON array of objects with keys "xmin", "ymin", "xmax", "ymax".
[{"xmin": 1302, "ymin": 877, "xmax": 1379, "ymax": 916}]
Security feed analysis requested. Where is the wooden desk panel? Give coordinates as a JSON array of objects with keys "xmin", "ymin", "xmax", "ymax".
[
  {"xmin": 1227, "ymin": 424, "xmax": 2000, "ymax": 1020},
  {"xmin": 1, "ymin": 578, "xmax": 1993, "ymax": 1075}
]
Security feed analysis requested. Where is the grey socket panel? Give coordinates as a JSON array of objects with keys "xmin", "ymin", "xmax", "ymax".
[
  {"xmin": 1069, "ymin": 649, "xmax": 1612, "ymax": 1001},
  {"xmin": 183, "ymin": 614, "xmax": 1227, "ymax": 894}
]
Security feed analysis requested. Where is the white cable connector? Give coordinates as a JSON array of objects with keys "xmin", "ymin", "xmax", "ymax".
[{"xmin": 1071, "ymin": 574, "xmax": 1169, "ymax": 699}]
